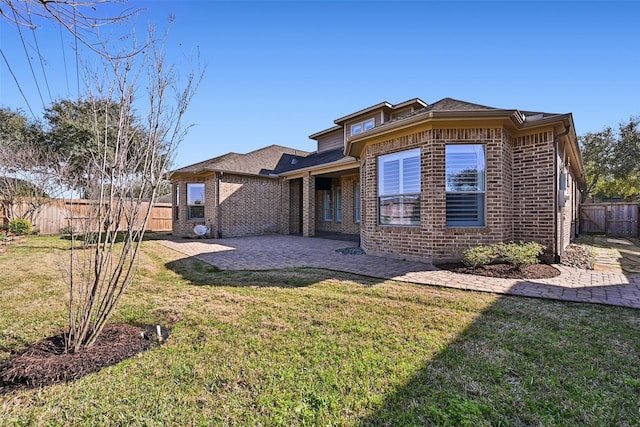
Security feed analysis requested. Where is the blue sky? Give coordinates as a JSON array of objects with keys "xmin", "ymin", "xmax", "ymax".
[{"xmin": 1, "ymin": 1, "xmax": 639, "ymax": 169}]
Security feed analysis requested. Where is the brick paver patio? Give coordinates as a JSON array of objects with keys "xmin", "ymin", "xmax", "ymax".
[{"xmin": 160, "ymin": 235, "xmax": 640, "ymax": 309}]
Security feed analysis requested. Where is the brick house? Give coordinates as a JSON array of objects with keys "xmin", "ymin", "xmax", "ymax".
[{"xmin": 170, "ymin": 97, "xmax": 586, "ymax": 263}]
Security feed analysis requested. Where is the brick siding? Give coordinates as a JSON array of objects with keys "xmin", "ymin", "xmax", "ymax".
[
  {"xmin": 315, "ymin": 174, "xmax": 360, "ymax": 235},
  {"xmin": 512, "ymin": 131, "xmax": 555, "ymax": 250},
  {"xmin": 172, "ymin": 126, "xmax": 572, "ymax": 262},
  {"xmin": 173, "ymin": 173, "xmax": 285, "ymax": 238},
  {"xmin": 361, "ymin": 127, "xmax": 562, "ymax": 263}
]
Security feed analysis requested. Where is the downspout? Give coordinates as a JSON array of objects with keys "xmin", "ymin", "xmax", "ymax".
[{"xmin": 553, "ymin": 125, "xmax": 571, "ymax": 263}]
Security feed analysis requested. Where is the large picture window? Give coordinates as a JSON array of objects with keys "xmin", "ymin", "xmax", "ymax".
[
  {"xmin": 446, "ymin": 144, "xmax": 486, "ymax": 227},
  {"xmin": 378, "ymin": 148, "xmax": 420, "ymax": 226},
  {"xmin": 187, "ymin": 183, "xmax": 205, "ymax": 220}
]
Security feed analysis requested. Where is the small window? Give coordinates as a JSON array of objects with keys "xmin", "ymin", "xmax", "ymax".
[
  {"xmin": 187, "ymin": 183, "xmax": 205, "ymax": 220},
  {"xmin": 378, "ymin": 148, "xmax": 420, "ymax": 226},
  {"xmin": 350, "ymin": 118, "xmax": 375, "ymax": 136},
  {"xmin": 335, "ymin": 186, "xmax": 342, "ymax": 223},
  {"xmin": 322, "ymin": 190, "xmax": 333, "ymax": 221},
  {"xmin": 354, "ymin": 182, "xmax": 361, "ymax": 223},
  {"xmin": 446, "ymin": 144, "xmax": 486, "ymax": 227}
]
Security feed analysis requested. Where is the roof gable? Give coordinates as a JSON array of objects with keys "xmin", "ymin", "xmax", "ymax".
[{"xmin": 429, "ymin": 97, "xmax": 497, "ymax": 111}]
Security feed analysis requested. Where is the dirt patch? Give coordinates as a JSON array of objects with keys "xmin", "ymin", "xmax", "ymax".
[
  {"xmin": 0, "ymin": 323, "xmax": 156, "ymax": 394},
  {"xmin": 437, "ymin": 263, "xmax": 561, "ymax": 279}
]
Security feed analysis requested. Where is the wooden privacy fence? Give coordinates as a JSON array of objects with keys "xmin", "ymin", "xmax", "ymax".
[
  {"xmin": 1, "ymin": 199, "xmax": 172, "ymax": 235},
  {"xmin": 580, "ymin": 203, "xmax": 639, "ymax": 237}
]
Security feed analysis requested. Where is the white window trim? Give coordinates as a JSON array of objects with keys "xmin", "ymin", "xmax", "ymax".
[
  {"xmin": 378, "ymin": 148, "xmax": 421, "ymax": 226},
  {"xmin": 445, "ymin": 144, "xmax": 486, "ymax": 227},
  {"xmin": 350, "ymin": 118, "xmax": 375, "ymax": 136},
  {"xmin": 186, "ymin": 183, "xmax": 205, "ymax": 221}
]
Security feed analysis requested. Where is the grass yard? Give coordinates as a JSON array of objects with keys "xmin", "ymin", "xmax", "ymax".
[{"xmin": 1, "ymin": 236, "xmax": 639, "ymax": 426}]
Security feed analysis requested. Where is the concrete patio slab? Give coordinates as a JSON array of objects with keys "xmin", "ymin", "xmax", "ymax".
[{"xmin": 160, "ymin": 235, "xmax": 640, "ymax": 310}]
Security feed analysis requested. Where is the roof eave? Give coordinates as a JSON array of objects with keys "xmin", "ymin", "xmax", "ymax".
[
  {"xmin": 393, "ymin": 98, "xmax": 429, "ymax": 110},
  {"xmin": 334, "ymin": 101, "xmax": 394, "ymax": 124},
  {"xmin": 279, "ymin": 156, "xmax": 359, "ymax": 179},
  {"xmin": 345, "ymin": 109, "xmax": 521, "ymax": 157},
  {"xmin": 309, "ymin": 125, "xmax": 342, "ymax": 140},
  {"xmin": 203, "ymin": 167, "xmax": 281, "ymax": 179}
]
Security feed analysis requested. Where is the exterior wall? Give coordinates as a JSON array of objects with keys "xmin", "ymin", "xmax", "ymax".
[
  {"xmin": 314, "ymin": 174, "xmax": 360, "ymax": 235},
  {"xmin": 361, "ymin": 128, "xmax": 515, "ymax": 263},
  {"xmin": 172, "ymin": 176, "xmax": 214, "ymax": 238},
  {"xmin": 341, "ymin": 174, "xmax": 361, "ymax": 235},
  {"xmin": 172, "ymin": 173, "xmax": 284, "ymax": 238},
  {"xmin": 430, "ymin": 128, "xmax": 512, "ymax": 261},
  {"xmin": 343, "ymin": 113, "xmax": 383, "ymax": 141},
  {"xmin": 317, "ymin": 130, "xmax": 344, "ymax": 153},
  {"xmin": 218, "ymin": 174, "xmax": 283, "ymax": 237},
  {"xmin": 558, "ymin": 137, "xmax": 581, "ymax": 258},
  {"xmin": 512, "ymin": 131, "xmax": 555, "ymax": 251}
]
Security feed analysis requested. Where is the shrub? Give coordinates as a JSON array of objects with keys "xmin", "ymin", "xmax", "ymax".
[
  {"xmin": 462, "ymin": 244, "xmax": 499, "ymax": 267},
  {"xmin": 497, "ymin": 241, "xmax": 545, "ymax": 268},
  {"xmin": 462, "ymin": 241, "xmax": 545, "ymax": 269},
  {"xmin": 8, "ymin": 218, "xmax": 33, "ymax": 236}
]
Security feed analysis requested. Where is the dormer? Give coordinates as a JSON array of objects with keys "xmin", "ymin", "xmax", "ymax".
[{"xmin": 309, "ymin": 98, "xmax": 428, "ymax": 153}]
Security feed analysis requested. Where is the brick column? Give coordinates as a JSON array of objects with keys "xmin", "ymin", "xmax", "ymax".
[
  {"xmin": 302, "ymin": 173, "xmax": 315, "ymax": 237},
  {"xmin": 280, "ymin": 179, "xmax": 290, "ymax": 235}
]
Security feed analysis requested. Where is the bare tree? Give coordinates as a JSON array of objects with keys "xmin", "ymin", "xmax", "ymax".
[
  {"xmin": 1, "ymin": 0, "xmax": 203, "ymax": 352},
  {"xmin": 0, "ymin": 107, "xmax": 66, "ymax": 225},
  {"xmin": 0, "ymin": 144, "xmax": 64, "ymax": 225},
  {"xmin": 64, "ymin": 25, "xmax": 202, "ymax": 351},
  {"xmin": 0, "ymin": 0, "xmax": 140, "ymax": 58}
]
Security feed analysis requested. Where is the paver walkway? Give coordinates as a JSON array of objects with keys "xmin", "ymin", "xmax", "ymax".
[
  {"xmin": 160, "ymin": 235, "xmax": 640, "ymax": 309},
  {"xmin": 591, "ymin": 236, "xmax": 640, "ymax": 274}
]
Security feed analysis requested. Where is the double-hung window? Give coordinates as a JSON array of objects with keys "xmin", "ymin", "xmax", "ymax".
[
  {"xmin": 445, "ymin": 144, "xmax": 486, "ymax": 227},
  {"xmin": 378, "ymin": 148, "xmax": 420, "ymax": 226},
  {"xmin": 187, "ymin": 183, "xmax": 205, "ymax": 220}
]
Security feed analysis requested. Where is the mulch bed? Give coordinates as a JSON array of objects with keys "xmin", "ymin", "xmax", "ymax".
[
  {"xmin": 437, "ymin": 263, "xmax": 561, "ymax": 279},
  {"xmin": 0, "ymin": 323, "xmax": 155, "ymax": 395}
]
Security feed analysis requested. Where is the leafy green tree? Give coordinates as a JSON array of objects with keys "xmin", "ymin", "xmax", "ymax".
[
  {"xmin": 579, "ymin": 128, "xmax": 615, "ymax": 200},
  {"xmin": 580, "ymin": 117, "xmax": 640, "ymax": 201},
  {"xmin": 613, "ymin": 116, "xmax": 640, "ymax": 179},
  {"xmin": 44, "ymin": 98, "xmax": 149, "ymax": 192}
]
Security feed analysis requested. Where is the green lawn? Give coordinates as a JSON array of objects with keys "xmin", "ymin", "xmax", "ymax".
[{"xmin": 1, "ymin": 236, "xmax": 639, "ymax": 426}]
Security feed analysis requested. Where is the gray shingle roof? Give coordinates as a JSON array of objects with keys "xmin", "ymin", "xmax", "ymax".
[
  {"xmin": 272, "ymin": 148, "xmax": 347, "ymax": 174},
  {"xmin": 171, "ymin": 145, "xmax": 310, "ymax": 176}
]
